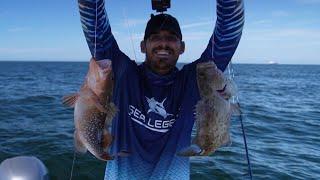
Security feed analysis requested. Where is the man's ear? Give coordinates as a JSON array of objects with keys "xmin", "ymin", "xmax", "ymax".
[
  {"xmin": 180, "ymin": 41, "xmax": 185, "ymax": 54},
  {"xmin": 140, "ymin": 41, "xmax": 146, "ymax": 53}
]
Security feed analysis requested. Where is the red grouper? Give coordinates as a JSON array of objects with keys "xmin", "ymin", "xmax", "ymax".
[
  {"xmin": 178, "ymin": 61, "xmax": 240, "ymax": 156},
  {"xmin": 63, "ymin": 58, "xmax": 118, "ymax": 161}
]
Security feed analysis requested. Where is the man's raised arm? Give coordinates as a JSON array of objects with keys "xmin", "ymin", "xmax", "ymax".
[
  {"xmin": 78, "ymin": 0, "xmax": 120, "ymax": 61},
  {"xmin": 201, "ymin": 0, "xmax": 244, "ymax": 71}
]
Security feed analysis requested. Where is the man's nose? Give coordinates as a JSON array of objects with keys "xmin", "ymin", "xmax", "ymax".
[
  {"xmin": 158, "ymin": 40, "xmax": 167, "ymax": 47},
  {"xmin": 157, "ymin": 38, "xmax": 170, "ymax": 47}
]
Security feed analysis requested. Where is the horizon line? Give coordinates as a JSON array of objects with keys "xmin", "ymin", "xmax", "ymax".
[{"xmin": 0, "ymin": 60, "xmax": 319, "ymax": 66}]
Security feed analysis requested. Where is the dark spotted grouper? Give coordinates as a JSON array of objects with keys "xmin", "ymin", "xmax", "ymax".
[
  {"xmin": 178, "ymin": 61, "xmax": 239, "ymax": 156},
  {"xmin": 63, "ymin": 58, "xmax": 117, "ymax": 161}
]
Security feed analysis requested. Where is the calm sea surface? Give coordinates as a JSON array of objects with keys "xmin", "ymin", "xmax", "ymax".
[{"xmin": 0, "ymin": 61, "xmax": 319, "ymax": 179}]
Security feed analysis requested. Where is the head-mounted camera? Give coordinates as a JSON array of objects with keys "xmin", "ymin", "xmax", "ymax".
[{"xmin": 152, "ymin": 0, "xmax": 171, "ymax": 13}]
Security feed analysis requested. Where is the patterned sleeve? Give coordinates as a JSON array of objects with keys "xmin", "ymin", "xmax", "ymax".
[
  {"xmin": 200, "ymin": 0, "xmax": 245, "ymax": 71},
  {"xmin": 78, "ymin": 0, "xmax": 121, "ymax": 61}
]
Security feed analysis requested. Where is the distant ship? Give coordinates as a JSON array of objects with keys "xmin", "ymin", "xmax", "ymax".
[{"xmin": 267, "ymin": 60, "xmax": 279, "ymax": 65}]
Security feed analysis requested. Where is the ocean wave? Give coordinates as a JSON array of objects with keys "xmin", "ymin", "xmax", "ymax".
[{"xmin": 2, "ymin": 95, "xmax": 57, "ymax": 104}]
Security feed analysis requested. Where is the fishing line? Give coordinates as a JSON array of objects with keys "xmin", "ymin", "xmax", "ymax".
[
  {"xmin": 123, "ymin": 8, "xmax": 138, "ymax": 62},
  {"xmin": 238, "ymin": 102, "xmax": 253, "ymax": 180},
  {"xmin": 216, "ymin": 0, "xmax": 252, "ymax": 177},
  {"xmin": 69, "ymin": 150, "xmax": 77, "ymax": 180},
  {"xmin": 69, "ymin": 0, "xmax": 99, "ymax": 179},
  {"xmin": 94, "ymin": 0, "xmax": 98, "ymax": 58},
  {"xmin": 227, "ymin": 60, "xmax": 253, "ymax": 180}
]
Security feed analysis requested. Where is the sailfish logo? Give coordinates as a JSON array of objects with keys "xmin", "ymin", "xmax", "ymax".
[{"xmin": 146, "ymin": 97, "xmax": 173, "ymax": 119}]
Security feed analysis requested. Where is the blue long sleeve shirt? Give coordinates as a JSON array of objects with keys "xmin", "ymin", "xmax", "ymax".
[{"xmin": 78, "ymin": 0, "xmax": 244, "ymax": 179}]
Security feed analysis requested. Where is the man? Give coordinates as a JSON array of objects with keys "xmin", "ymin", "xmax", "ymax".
[{"xmin": 78, "ymin": 0, "xmax": 244, "ymax": 179}]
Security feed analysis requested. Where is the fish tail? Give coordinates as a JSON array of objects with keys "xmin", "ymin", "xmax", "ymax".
[
  {"xmin": 98, "ymin": 153, "xmax": 114, "ymax": 161},
  {"xmin": 116, "ymin": 151, "xmax": 131, "ymax": 157},
  {"xmin": 97, "ymin": 151, "xmax": 130, "ymax": 161},
  {"xmin": 96, "ymin": 151, "xmax": 130, "ymax": 161},
  {"xmin": 176, "ymin": 144, "xmax": 203, "ymax": 157}
]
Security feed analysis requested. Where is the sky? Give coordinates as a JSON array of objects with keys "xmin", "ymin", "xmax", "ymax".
[{"xmin": 0, "ymin": 0, "xmax": 319, "ymax": 64}]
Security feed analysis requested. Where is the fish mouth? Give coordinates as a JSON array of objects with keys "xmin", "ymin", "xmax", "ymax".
[
  {"xmin": 197, "ymin": 62, "xmax": 218, "ymax": 71},
  {"xmin": 198, "ymin": 65, "xmax": 216, "ymax": 72},
  {"xmin": 96, "ymin": 59, "xmax": 112, "ymax": 69}
]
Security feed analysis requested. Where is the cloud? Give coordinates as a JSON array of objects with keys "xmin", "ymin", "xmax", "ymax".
[
  {"xmin": 121, "ymin": 18, "xmax": 146, "ymax": 27},
  {"xmin": 181, "ymin": 21, "xmax": 212, "ymax": 29},
  {"xmin": 121, "ymin": 17, "xmax": 213, "ymax": 30},
  {"xmin": 0, "ymin": 10, "xmax": 6, "ymax": 17},
  {"xmin": 271, "ymin": 10, "xmax": 290, "ymax": 17},
  {"xmin": 0, "ymin": 47, "xmax": 61, "ymax": 54},
  {"xmin": 250, "ymin": 19, "xmax": 274, "ymax": 28},
  {"xmin": 296, "ymin": 0, "xmax": 320, "ymax": 4},
  {"xmin": 183, "ymin": 31, "xmax": 211, "ymax": 41},
  {"xmin": 117, "ymin": 32, "xmax": 143, "ymax": 41},
  {"xmin": 0, "ymin": 47, "xmax": 91, "ymax": 61},
  {"xmin": 8, "ymin": 27, "xmax": 31, "ymax": 32},
  {"xmin": 246, "ymin": 28, "xmax": 320, "ymax": 41},
  {"xmin": 125, "ymin": 32, "xmax": 143, "ymax": 41},
  {"xmin": 235, "ymin": 27, "xmax": 320, "ymax": 64}
]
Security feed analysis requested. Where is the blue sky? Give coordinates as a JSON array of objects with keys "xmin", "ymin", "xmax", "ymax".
[{"xmin": 1, "ymin": 0, "xmax": 319, "ymax": 64}]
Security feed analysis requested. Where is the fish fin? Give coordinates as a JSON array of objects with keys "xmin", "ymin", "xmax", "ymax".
[
  {"xmin": 221, "ymin": 133, "xmax": 232, "ymax": 147},
  {"xmin": 176, "ymin": 144, "xmax": 202, "ymax": 157},
  {"xmin": 104, "ymin": 102, "xmax": 118, "ymax": 126},
  {"xmin": 87, "ymin": 89, "xmax": 108, "ymax": 113},
  {"xmin": 93, "ymin": 101, "xmax": 108, "ymax": 113},
  {"xmin": 74, "ymin": 130, "xmax": 87, "ymax": 153},
  {"xmin": 231, "ymin": 103, "xmax": 241, "ymax": 116},
  {"xmin": 224, "ymin": 138, "xmax": 232, "ymax": 147},
  {"xmin": 62, "ymin": 93, "xmax": 78, "ymax": 107},
  {"xmin": 117, "ymin": 151, "xmax": 131, "ymax": 157},
  {"xmin": 96, "ymin": 59, "xmax": 112, "ymax": 69},
  {"xmin": 102, "ymin": 129, "xmax": 112, "ymax": 151},
  {"xmin": 99, "ymin": 153, "xmax": 114, "ymax": 161}
]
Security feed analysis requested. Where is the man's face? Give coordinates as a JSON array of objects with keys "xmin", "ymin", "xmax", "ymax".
[{"xmin": 141, "ymin": 30, "xmax": 185, "ymax": 75}]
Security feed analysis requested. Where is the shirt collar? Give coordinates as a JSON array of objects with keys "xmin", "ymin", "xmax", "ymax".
[{"xmin": 139, "ymin": 63, "xmax": 178, "ymax": 86}]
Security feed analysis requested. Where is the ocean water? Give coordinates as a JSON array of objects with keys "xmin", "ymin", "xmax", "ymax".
[{"xmin": 0, "ymin": 61, "xmax": 319, "ymax": 180}]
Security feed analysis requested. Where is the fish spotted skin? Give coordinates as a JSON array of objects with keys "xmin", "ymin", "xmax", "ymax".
[
  {"xmin": 196, "ymin": 62, "xmax": 227, "ymax": 97},
  {"xmin": 63, "ymin": 58, "xmax": 117, "ymax": 161},
  {"xmin": 178, "ymin": 61, "xmax": 238, "ymax": 156},
  {"xmin": 193, "ymin": 94, "xmax": 232, "ymax": 155}
]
